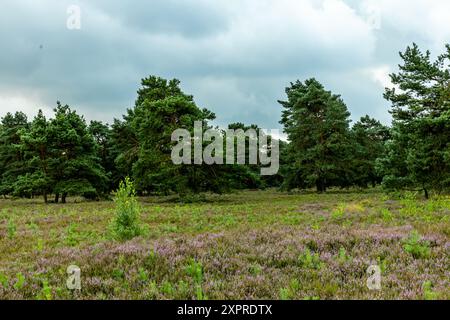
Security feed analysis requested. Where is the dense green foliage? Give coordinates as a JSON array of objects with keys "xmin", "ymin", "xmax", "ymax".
[
  {"xmin": 111, "ymin": 77, "xmax": 263, "ymax": 195},
  {"xmin": 279, "ymin": 78, "xmax": 354, "ymax": 192},
  {"xmin": 351, "ymin": 116, "xmax": 390, "ymax": 188},
  {"xmin": 0, "ymin": 112, "xmax": 29, "ymax": 196},
  {"xmin": 0, "ymin": 104, "xmax": 108, "ymax": 203},
  {"xmin": 0, "ymin": 43, "xmax": 448, "ymax": 201},
  {"xmin": 125, "ymin": 77, "xmax": 216, "ymax": 194},
  {"xmin": 378, "ymin": 44, "xmax": 450, "ymax": 198}
]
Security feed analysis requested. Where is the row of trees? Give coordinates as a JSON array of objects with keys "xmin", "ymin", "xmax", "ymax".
[
  {"xmin": 0, "ymin": 104, "xmax": 108, "ymax": 203},
  {"xmin": 0, "ymin": 43, "xmax": 448, "ymax": 201},
  {"xmin": 280, "ymin": 43, "xmax": 450, "ymax": 197},
  {"xmin": 279, "ymin": 79, "xmax": 390, "ymax": 192},
  {"xmin": 0, "ymin": 78, "xmax": 269, "ymax": 202}
]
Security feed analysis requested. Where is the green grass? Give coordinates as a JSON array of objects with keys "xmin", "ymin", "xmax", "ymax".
[{"xmin": 0, "ymin": 189, "xmax": 448, "ymax": 300}]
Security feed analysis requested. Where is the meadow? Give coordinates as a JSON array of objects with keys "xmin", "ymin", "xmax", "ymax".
[{"xmin": 0, "ymin": 190, "xmax": 448, "ymax": 300}]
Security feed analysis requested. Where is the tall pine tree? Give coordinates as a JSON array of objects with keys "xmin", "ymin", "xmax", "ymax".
[
  {"xmin": 0, "ymin": 112, "xmax": 29, "ymax": 197},
  {"xmin": 379, "ymin": 44, "xmax": 450, "ymax": 198},
  {"xmin": 15, "ymin": 110, "xmax": 53, "ymax": 202},
  {"xmin": 46, "ymin": 102, "xmax": 109, "ymax": 203},
  {"xmin": 279, "ymin": 78, "xmax": 353, "ymax": 192},
  {"xmin": 119, "ymin": 76, "xmax": 227, "ymax": 195},
  {"xmin": 351, "ymin": 115, "xmax": 390, "ymax": 188}
]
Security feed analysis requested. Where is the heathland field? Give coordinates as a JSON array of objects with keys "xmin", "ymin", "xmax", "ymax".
[{"xmin": 0, "ymin": 190, "xmax": 448, "ymax": 300}]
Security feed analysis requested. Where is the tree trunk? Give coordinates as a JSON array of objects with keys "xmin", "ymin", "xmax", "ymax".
[
  {"xmin": 316, "ymin": 181, "xmax": 321, "ymax": 193},
  {"xmin": 316, "ymin": 179, "xmax": 326, "ymax": 193},
  {"xmin": 43, "ymin": 193, "xmax": 48, "ymax": 204},
  {"xmin": 424, "ymin": 188, "xmax": 429, "ymax": 200},
  {"xmin": 62, "ymin": 193, "xmax": 68, "ymax": 204},
  {"xmin": 55, "ymin": 193, "xmax": 59, "ymax": 204}
]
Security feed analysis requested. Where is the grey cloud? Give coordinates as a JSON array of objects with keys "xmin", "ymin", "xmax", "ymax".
[
  {"xmin": 0, "ymin": 0, "xmax": 447, "ymax": 129},
  {"xmin": 92, "ymin": 0, "xmax": 231, "ymax": 38}
]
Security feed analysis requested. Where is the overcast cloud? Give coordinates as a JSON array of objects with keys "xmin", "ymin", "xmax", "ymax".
[{"xmin": 1, "ymin": 0, "xmax": 449, "ymax": 130}]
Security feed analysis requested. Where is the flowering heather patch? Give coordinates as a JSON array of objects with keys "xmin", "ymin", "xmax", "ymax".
[{"xmin": 0, "ymin": 190, "xmax": 448, "ymax": 300}]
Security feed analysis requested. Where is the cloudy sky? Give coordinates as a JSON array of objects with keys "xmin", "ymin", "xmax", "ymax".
[{"xmin": 1, "ymin": 0, "xmax": 449, "ymax": 131}]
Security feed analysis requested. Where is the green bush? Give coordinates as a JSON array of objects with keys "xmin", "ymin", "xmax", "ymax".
[
  {"xmin": 298, "ymin": 248, "xmax": 323, "ymax": 270},
  {"xmin": 7, "ymin": 218, "xmax": 17, "ymax": 239},
  {"xmin": 403, "ymin": 231, "xmax": 431, "ymax": 259},
  {"xmin": 65, "ymin": 223, "xmax": 80, "ymax": 247},
  {"xmin": 381, "ymin": 208, "xmax": 393, "ymax": 222},
  {"xmin": 337, "ymin": 246, "xmax": 352, "ymax": 263},
  {"xmin": 279, "ymin": 279, "xmax": 301, "ymax": 300},
  {"xmin": 111, "ymin": 177, "xmax": 143, "ymax": 241},
  {"xmin": 186, "ymin": 259, "xmax": 206, "ymax": 300},
  {"xmin": 13, "ymin": 273, "xmax": 25, "ymax": 290},
  {"xmin": 423, "ymin": 281, "xmax": 439, "ymax": 300},
  {"xmin": 36, "ymin": 279, "xmax": 53, "ymax": 300},
  {"xmin": 331, "ymin": 204, "xmax": 346, "ymax": 220},
  {"xmin": 0, "ymin": 273, "xmax": 8, "ymax": 288}
]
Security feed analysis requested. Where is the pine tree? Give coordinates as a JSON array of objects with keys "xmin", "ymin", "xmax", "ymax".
[
  {"xmin": 109, "ymin": 117, "xmax": 138, "ymax": 188},
  {"xmin": 0, "ymin": 112, "xmax": 29, "ymax": 197},
  {"xmin": 279, "ymin": 78, "xmax": 353, "ymax": 192},
  {"xmin": 121, "ymin": 76, "xmax": 219, "ymax": 194},
  {"xmin": 88, "ymin": 120, "xmax": 115, "ymax": 192},
  {"xmin": 351, "ymin": 115, "xmax": 390, "ymax": 188},
  {"xmin": 380, "ymin": 43, "xmax": 450, "ymax": 197},
  {"xmin": 47, "ymin": 102, "xmax": 109, "ymax": 203},
  {"xmin": 224, "ymin": 122, "xmax": 263, "ymax": 190},
  {"xmin": 15, "ymin": 110, "xmax": 53, "ymax": 202}
]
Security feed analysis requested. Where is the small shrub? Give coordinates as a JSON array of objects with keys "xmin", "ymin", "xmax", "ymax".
[
  {"xmin": 0, "ymin": 209, "xmax": 7, "ymax": 220},
  {"xmin": 403, "ymin": 231, "xmax": 431, "ymax": 259},
  {"xmin": 146, "ymin": 281, "xmax": 158, "ymax": 299},
  {"xmin": 381, "ymin": 208, "xmax": 393, "ymax": 222},
  {"xmin": 423, "ymin": 281, "xmax": 439, "ymax": 300},
  {"xmin": 176, "ymin": 280, "xmax": 189, "ymax": 298},
  {"xmin": 279, "ymin": 279, "xmax": 300, "ymax": 300},
  {"xmin": 186, "ymin": 259, "xmax": 203, "ymax": 284},
  {"xmin": 298, "ymin": 248, "xmax": 322, "ymax": 270},
  {"xmin": 0, "ymin": 273, "xmax": 8, "ymax": 288},
  {"xmin": 249, "ymin": 263, "xmax": 262, "ymax": 276},
  {"xmin": 34, "ymin": 238, "xmax": 44, "ymax": 252},
  {"xmin": 13, "ymin": 273, "xmax": 25, "ymax": 290},
  {"xmin": 138, "ymin": 268, "xmax": 149, "ymax": 283},
  {"xmin": 111, "ymin": 177, "xmax": 143, "ymax": 241},
  {"xmin": 310, "ymin": 217, "xmax": 325, "ymax": 231},
  {"xmin": 306, "ymin": 240, "xmax": 319, "ymax": 252},
  {"xmin": 7, "ymin": 218, "xmax": 17, "ymax": 239},
  {"xmin": 311, "ymin": 222, "xmax": 321, "ymax": 231},
  {"xmin": 337, "ymin": 247, "xmax": 351, "ymax": 263},
  {"xmin": 161, "ymin": 280, "xmax": 175, "ymax": 296},
  {"xmin": 279, "ymin": 287, "xmax": 291, "ymax": 300},
  {"xmin": 36, "ymin": 279, "xmax": 53, "ymax": 300},
  {"xmin": 185, "ymin": 259, "xmax": 206, "ymax": 300},
  {"xmin": 27, "ymin": 220, "xmax": 39, "ymax": 233},
  {"xmin": 331, "ymin": 204, "xmax": 346, "ymax": 220},
  {"xmin": 65, "ymin": 223, "xmax": 80, "ymax": 247},
  {"xmin": 377, "ymin": 257, "xmax": 388, "ymax": 274},
  {"xmin": 289, "ymin": 279, "xmax": 300, "ymax": 292},
  {"xmin": 112, "ymin": 269, "xmax": 125, "ymax": 280},
  {"xmin": 144, "ymin": 250, "xmax": 158, "ymax": 269}
]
